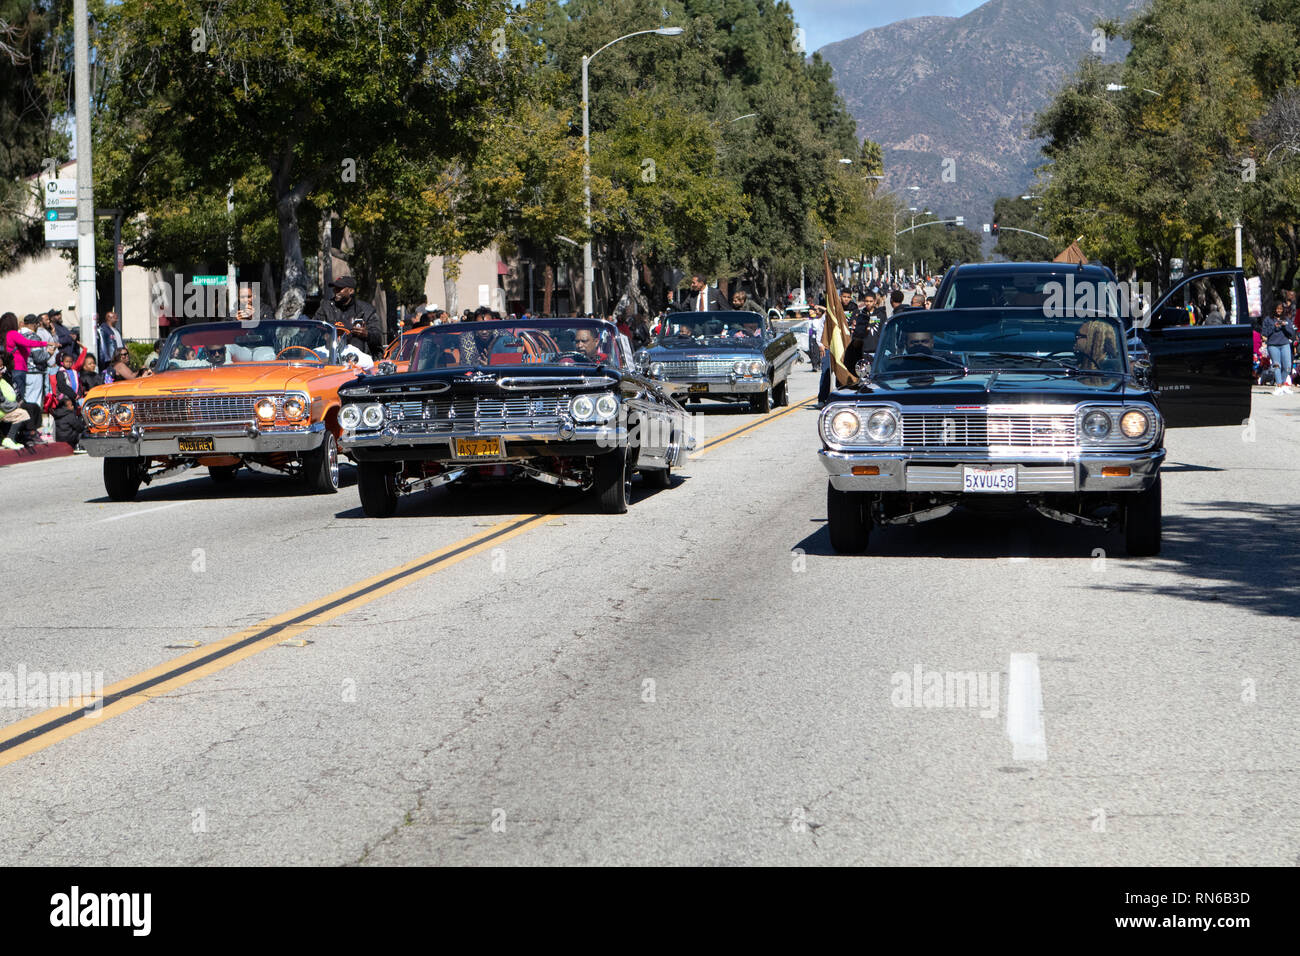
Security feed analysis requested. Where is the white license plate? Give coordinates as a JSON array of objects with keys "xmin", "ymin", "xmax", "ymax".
[{"xmin": 962, "ymin": 466, "xmax": 1017, "ymax": 493}]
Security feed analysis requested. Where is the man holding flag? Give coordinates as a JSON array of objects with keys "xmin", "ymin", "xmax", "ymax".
[{"xmin": 818, "ymin": 243, "xmax": 857, "ymax": 406}]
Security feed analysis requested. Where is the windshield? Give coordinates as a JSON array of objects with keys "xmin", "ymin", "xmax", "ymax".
[
  {"xmin": 874, "ymin": 309, "xmax": 1127, "ymax": 376},
  {"xmin": 660, "ymin": 312, "xmax": 765, "ymax": 343},
  {"xmin": 156, "ymin": 321, "xmax": 337, "ymax": 371},
  {"xmin": 410, "ymin": 321, "xmax": 617, "ymax": 371},
  {"xmin": 938, "ymin": 273, "xmax": 1124, "ymax": 318}
]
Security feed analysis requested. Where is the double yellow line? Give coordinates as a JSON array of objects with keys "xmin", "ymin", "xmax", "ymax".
[
  {"xmin": 691, "ymin": 397, "xmax": 814, "ymax": 457},
  {"xmin": 0, "ymin": 514, "xmax": 550, "ymax": 769},
  {"xmin": 0, "ymin": 396, "xmax": 814, "ymax": 768}
]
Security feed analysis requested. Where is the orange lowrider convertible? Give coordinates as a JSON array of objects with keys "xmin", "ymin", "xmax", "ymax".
[{"xmin": 82, "ymin": 319, "xmax": 362, "ymax": 500}]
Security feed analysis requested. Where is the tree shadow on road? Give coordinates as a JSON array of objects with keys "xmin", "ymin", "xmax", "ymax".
[
  {"xmin": 793, "ymin": 507, "xmax": 1118, "ymax": 559},
  {"xmin": 85, "ymin": 463, "xmax": 358, "ymax": 503},
  {"xmin": 332, "ymin": 471, "xmax": 687, "ymax": 519},
  {"xmin": 1097, "ymin": 500, "xmax": 1299, "ymax": 619},
  {"xmin": 793, "ymin": 499, "xmax": 1298, "ymax": 618}
]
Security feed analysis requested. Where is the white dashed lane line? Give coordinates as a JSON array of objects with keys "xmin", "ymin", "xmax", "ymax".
[{"xmin": 1006, "ymin": 652, "xmax": 1047, "ymax": 762}]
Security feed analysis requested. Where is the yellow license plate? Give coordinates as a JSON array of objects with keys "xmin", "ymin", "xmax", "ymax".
[
  {"xmin": 689, "ymin": 383, "xmax": 709, "ymax": 394},
  {"xmin": 454, "ymin": 437, "xmax": 504, "ymax": 459},
  {"xmin": 178, "ymin": 437, "xmax": 215, "ymax": 452}
]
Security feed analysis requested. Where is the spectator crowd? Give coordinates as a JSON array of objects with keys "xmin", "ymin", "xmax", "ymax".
[{"xmin": 14, "ymin": 269, "xmax": 1294, "ymax": 457}]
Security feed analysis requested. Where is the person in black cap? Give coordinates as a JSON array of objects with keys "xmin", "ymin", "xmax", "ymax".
[{"xmin": 314, "ymin": 274, "xmax": 382, "ymax": 356}]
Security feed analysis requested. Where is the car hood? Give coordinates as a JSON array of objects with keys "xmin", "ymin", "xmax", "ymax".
[
  {"xmin": 843, "ymin": 371, "xmax": 1146, "ymax": 405},
  {"xmin": 645, "ymin": 343, "xmax": 765, "ymax": 359},
  {"xmin": 85, "ymin": 363, "xmax": 349, "ymax": 400},
  {"xmin": 340, "ymin": 362, "xmax": 625, "ymax": 398}
]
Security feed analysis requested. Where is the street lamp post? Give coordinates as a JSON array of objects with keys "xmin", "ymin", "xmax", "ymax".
[{"xmin": 582, "ymin": 26, "xmax": 683, "ymax": 316}]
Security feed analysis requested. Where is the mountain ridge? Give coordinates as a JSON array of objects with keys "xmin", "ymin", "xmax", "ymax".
[{"xmin": 819, "ymin": 0, "xmax": 1146, "ymax": 245}]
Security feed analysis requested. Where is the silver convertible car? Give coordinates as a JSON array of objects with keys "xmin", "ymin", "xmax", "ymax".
[{"xmin": 637, "ymin": 310, "xmax": 800, "ymax": 412}]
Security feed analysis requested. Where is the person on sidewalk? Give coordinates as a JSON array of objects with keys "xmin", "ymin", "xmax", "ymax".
[{"xmin": 1261, "ymin": 299, "xmax": 1296, "ymax": 395}]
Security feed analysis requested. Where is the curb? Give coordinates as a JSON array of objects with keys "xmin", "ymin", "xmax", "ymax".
[{"xmin": 0, "ymin": 442, "xmax": 77, "ymax": 468}]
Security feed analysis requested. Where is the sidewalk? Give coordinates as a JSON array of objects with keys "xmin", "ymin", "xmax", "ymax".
[{"xmin": 0, "ymin": 441, "xmax": 77, "ymax": 468}]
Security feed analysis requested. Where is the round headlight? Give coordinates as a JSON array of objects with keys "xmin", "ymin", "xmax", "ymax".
[
  {"xmin": 748, "ymin": 360, "xmax": 764, "ymax": 376},
  {"xmin": 254, "ymin": 397, "xmax": 277, "ymax": 422},
  {"xmin": 283, "ymin": 397, "xmax": 306, "ymax": 421},
  {"xmin": 649, "ymin": 362, "xmax": 663, "ymax": 379},
  {"xmin": 865, "ymin": 408, "xmax": 898, "ymax": 442},
  {"xmin": 594, "ymin": 394, "xmax": 619, "ymax": 421},
  {"xmin": 1082, "ymin": 410, "xmax": 1112, "ymax": 440},
  {"xmin": 112, "ymin": 403, "xmax": 134, "ymax": 426},
  {"xmin": 733, "ymin": 360, "xmax": 747, "ymax": 375},
  {"xmin": 570, "ymin": 395, "xmax": 596, "ymax": 421},
  {"xmin": 829, "ymin": 409, "xmax": 862, "ymax": 441},
  {"xmin": 361, "ymin": 403, "xmax": 384, "ymax": 428},
  {"xmin": 1120, "ymin": 409, "xmax": 1149, "ymax": 438},
  {"xmin": 85, "ymin": 403, "xmax": 108, "ymax": 427},
  {"xmin": 339, "ymin": 405, "xmax": 361, "ymax": 429}
]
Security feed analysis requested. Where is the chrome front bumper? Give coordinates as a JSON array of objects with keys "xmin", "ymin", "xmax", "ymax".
[
  {"xmin": 341, "ymin": 422, "xmax": 626, "ymax": 454},
  {"xmin": 663, "ymin": 377, "xmax": 768, "ymax": 396},
  {"xmin": 83, "ymin": 422, "xmax": 327, "ymax": 457},
  {"xmin": 819, "ymin": 447, "xmax": 1166, "ymax": 493}
]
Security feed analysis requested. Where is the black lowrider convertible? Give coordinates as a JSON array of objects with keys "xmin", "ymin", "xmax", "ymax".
[
  {"xmin": 639, "ymin": 310, "xmax": 799, "ymax": 412},
  {"xmin": 820, "ymin": 267, "xmax": 1252, "ymax": 556},
  {"xmin": 337, "ymin": 319, "xmax": 693, "ymax": 516}
]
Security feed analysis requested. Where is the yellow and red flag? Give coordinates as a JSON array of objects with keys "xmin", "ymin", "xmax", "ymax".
[{"xmin": 820, "ymin": 244, "xmax": 857, "ymax": 387}]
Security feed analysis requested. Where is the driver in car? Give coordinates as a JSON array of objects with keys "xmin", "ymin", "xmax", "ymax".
[
  {"xmin": 574, "ymin": 328, "xmax": 608, "ymax": 362},
  {"xmin": 904, "ymin": 331, "xmax": 935, "ymax": 355},
  {"xmin": 458, "ymin": 326, "xmax": 496, "ymax": 365}
]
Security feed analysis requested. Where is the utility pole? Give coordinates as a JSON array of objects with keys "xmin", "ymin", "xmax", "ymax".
[
  {"xmin": 227, "ymin": 186, "xmax": 238, "ymax": 315},
  {"xmin": 74, "ymin": 0, "xmax": 96, "ymax": 346}
]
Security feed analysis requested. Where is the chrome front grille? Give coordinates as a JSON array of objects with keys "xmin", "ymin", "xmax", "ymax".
[
  {"xmin": 901, "ymin": 412, "xmax": 1076, "ymax": 448},
  {"xmin": 659, "ymin": 358, "xmax": 737, "ymax": 378},
  {"xmin": 133, "ymin": 394, "xmax": 279, "ymax": 425},
  {"xmin": 387, "ymin": 395, "xmax": 568, "ymax": 432}
]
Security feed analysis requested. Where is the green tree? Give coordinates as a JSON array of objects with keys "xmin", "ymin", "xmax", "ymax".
[
  {"xmin": 991, "ymin": 195, "xmax": 1055, "ymax": 261},
  {"xmin": 0, "ymin": 0, "xmax": 70, "ymax": 273},
  {"xmin": 1034, "ymin": 0, "xmax": 1300, "ymax": 304},
  {"xmin": 96, "ymin": 0, "xmax": 533, "ymax": 307},
  {"xmin": 535, "ymin": 0, "xmax": 864, "ymax": 311}
]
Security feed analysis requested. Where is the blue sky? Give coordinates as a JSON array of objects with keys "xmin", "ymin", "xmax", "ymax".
[{"xmin": 786, "ymin": 0, "xmax": 985, "ymax": 53}]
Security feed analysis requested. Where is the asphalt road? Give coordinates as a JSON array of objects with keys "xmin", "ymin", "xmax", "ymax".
[{"xmin": 0, "ymin": 363, "xmax": 1295, "ymax": 865}]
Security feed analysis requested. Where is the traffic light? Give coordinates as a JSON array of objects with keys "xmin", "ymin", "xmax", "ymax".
[{"xmin": 991, "ymin": 222, "xmax": 1000, "ymax": 238}]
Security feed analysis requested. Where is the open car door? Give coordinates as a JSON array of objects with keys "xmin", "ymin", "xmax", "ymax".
[{"xmin": 1135, "ymin": 268, "xmax": 1252, "ymax": 427}]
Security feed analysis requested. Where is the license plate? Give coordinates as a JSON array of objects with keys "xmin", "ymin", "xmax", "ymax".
[
  {"xmin": 178, "ymin": 437, "xmax": 215, "ymax": 453},
  {"xmin": 454, "ymin": 437, "xmax": 504, "ymax": 459},
  {"xmin": 963, "ymin": 466, "xmax": 1017, "ymax": 493},
  {"xmin": 689, "ymin": 383, "xmax": 709, "ymax": 394}
]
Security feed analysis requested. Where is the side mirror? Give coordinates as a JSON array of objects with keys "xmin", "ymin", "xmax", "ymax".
[
  {"xmin": 634, "ymin": 349, "xmax": 650, "ymax": 372},
  {"xmin": 855, "ymin": 358, "xmax": 872, "ymax": 383},
  {"xmin": 375, "ymin": 360, "xmax": 397, "ymax": 376}
]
